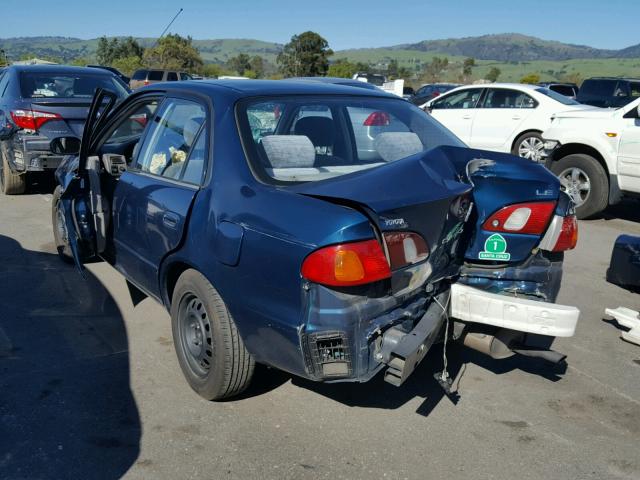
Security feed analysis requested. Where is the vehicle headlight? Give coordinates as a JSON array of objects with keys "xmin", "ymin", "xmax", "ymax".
[{"xmin": 543, "ymin": 140, "xmax": 559, "ymax": 151}]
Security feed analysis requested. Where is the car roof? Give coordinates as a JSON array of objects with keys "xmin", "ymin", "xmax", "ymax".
[
  {"xmin": 456, "ymin": 82, "xmax": 542, "ymax": 91},
  {"xmin": 584, "ymin": 77, "xmax": 640, "ymax": 82},
  {"xmin": 288, "ymin": 77, "xmax": 381, "ymax": 90},
  {"xmin": 141, "ymin": 79, "xmax": 397, "ymax": 99},
  {"xmin": 7, "ymin": 64, "xmax": 116, "ymax": 76}
]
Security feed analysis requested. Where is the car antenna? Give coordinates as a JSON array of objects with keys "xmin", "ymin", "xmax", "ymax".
[{"xmin": 151, "ymin": 8, "xmax": 184, "ymax": 49}]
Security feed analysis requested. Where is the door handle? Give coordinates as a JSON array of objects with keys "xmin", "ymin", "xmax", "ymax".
[
  {"xmin": 512, "ymin": 115, "xmax": 522, "ymax": 120},
  {"xmin": 162, "ymin": 212, "xmax": 180, "ymax": 229},
  {"xmin": 462, "ymin": 114, "xmax": 472, "ymax": 119}
]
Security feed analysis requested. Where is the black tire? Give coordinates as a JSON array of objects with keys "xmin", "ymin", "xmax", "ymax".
[
  {"xmin": 550, "ymin": 153, "xmax": 608, "ymax": 219},
  {"xmin": 512, "ymin": 131, "xmax": 544, "ymax": 163},
  {"xmin": 171, "ymin": 269, "xmax": 254, "ymax": 400},
  {"xmin": 1, "ymin": 150, "xmax": 27, "ymax": 195},
  {"xmin": 52, "ymin": 186, "xmax": 74, "ymax": 263}
]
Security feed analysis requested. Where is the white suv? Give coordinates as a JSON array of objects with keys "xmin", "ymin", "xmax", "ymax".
[{"xmin": 542, "ymin": 97, "xmax": 640, "ymax": 219}]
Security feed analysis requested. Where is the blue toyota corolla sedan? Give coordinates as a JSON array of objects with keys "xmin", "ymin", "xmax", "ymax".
[{"xmin": 52, "ymin": 80, "xmax": 580, "ymax": 400}]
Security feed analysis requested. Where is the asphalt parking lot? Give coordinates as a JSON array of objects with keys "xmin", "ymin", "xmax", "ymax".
[{"xmin": 1, "ymin": 185, "xmax": 640, "ymax": 480}]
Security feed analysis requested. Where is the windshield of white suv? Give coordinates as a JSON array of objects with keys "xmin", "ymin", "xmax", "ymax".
[
  {"xmin": 535, "ymin": 87, "xmax": 580, "ymax": 105},
  {"xmin": 238, "ymin": 95, "xmax": 465, "ymax": 184}
]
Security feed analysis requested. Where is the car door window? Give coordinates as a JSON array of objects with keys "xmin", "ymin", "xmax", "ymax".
[
  {"xmin": 103, "ymin": 100, "xmax": 159, "ymax": 148},
  {"xmin": 167, "ymin": 72, "xmax": 178, "ymax": 81},
  {"xmin": 0, "ymin": 72, "xmax": 9, "ymax": 97},
  {"xmin": 482, "ymin": 89, "xmax": 536, "ymax": 109},
  {"xmin": 431, "ymin": 89, "xmax": 482, "ymax": 109},
  {"xmin": 180, "ymin": 132, "xmax": 207, "ymax": 184},
  {"xmin": 148, "ymin": 71, "xmax": 163, "ymax": 81},
  {"xmin": 134, "ymin": 98, "xmax": 206, "ymax": 180}
]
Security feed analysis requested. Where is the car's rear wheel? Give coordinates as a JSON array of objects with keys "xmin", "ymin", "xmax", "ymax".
[
  {"xmin": 550, "ymin": 153, "xmax": 609, "ymax": 219},
  {"xmin": 52, "ymin": 186, "xmax": 74, "ymax": 263},
  {"xmin": 513, "ymin": 132, "xmax": 545, "ymax": 163},
  {"xmin": 1, "ymin": 150, "xmax": 27, "ymax": 195},
  {"xmin": 171, "ymin": 269, "xmax": 254, "ymax": 400}
]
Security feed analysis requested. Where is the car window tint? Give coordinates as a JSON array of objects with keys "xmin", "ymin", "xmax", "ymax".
[
  {"xmin": 19, "ymin": 73, "xmax": 128, "ymax": 99},
  {"xmin": 246, "ymin": 102, "xmax": 284, "ymax": 141},
  {"xmin": 238, "ymin": 96, "xmax": 465, "ymax": 184},
  {"xmin": 180, "ymin": 73, "xmax": 192, "ymax": 80},
  {"xmin": 629, "ymin": 82, "xmax": 640, "ymax": 97},
  {"xmin": 580, "ymin": 80, "xmax": 616, "ymax": 97},
  {"xmin": 148, "ymin": 71, "xmax": 163, "ymax": 81},
  {"xmin": 550, "ymin": 85, "xmax": 574, "ymax": 97},
  {"xmin": 180, "ymin": 132, "xmax": 206, "ymax": 184},
  {"xmin": 104, "ymin": 100, "xmax": 159, "ymax": 153},
  {"xmin": 432, "ymin": 89, "xmax": 481, "ymax": 109},
  {"xmin": 483, "ymin": 89, "xmax": 536, "ymax": 108},
  {"xmin": 135, "ymin": 99, "xmax": 206, "ymax": 180},
  {"xmin": 167, "ymin": 72, "xmax": 178, "ymax": 81},
  {"xmin": 132, "ymin": 70, "xmax": 147, "ymax": 80},
  {"xmin": 0, "ymin": 72, "xmax": 9, "ymax": 97}
]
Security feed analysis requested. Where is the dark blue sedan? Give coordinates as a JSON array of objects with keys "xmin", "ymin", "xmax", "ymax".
[{"xmin": 53, "ymin": 80, "xmax": 580, "ymax": 400}]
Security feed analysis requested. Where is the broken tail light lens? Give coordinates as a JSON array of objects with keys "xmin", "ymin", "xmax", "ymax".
[
  {"xmin": 383, "ymin": 232, "xmax": 429, "ymax": 269},
  {"xmin": 552, "ymin": 215, "xmax": 578, "ymax": 251},
  {"xmin": 363, "ymin": 111, "xmax": 391, "ymax": 126},
  {"xmin": 11, "ymin": 109, "xmax": 62, "ymax": 131},
  {"xmin": 483, "ymin": 201, "xmax": 556, "ymax": 235},
  {"xmin": 302, "ymin": 239, "xmax": 391, "ymax": 287}
]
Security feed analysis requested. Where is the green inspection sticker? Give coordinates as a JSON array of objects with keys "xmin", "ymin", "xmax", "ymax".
[{"xmin": 479, "ymin": 233, "xmax": 511, "ymax": 261}]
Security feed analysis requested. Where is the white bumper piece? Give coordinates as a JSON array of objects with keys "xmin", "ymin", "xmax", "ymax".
[
  {"xmin": 604, "ymin": 307, "xmax": 640, "ymax": 346},
  {"xmin": 450, "ymin": 283, "xmax": 579, "ymax": 337}
]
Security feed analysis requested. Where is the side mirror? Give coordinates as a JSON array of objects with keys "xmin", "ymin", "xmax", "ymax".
[{"xmin": 50, "ymin": 136, "xmax": 81, "ymax": 155}]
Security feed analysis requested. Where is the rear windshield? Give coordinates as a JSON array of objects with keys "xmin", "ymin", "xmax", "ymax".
[
  {"xmin": 20, "ymin": 72, "xmax": 128, "ymax": 99},
  {"xmin": 579, "ymin": 79, "xmax": 617, "ymax": 97},
  {"xmin": 535, "ymin": 87, "xmax": 580, "ymax": 105},
  {"xmin": 549, "ymin": 85, "xmax": 575, "ymax": 97},
  {"xmin": 132, "ymin": 70, "xmax": 148, "ymax": 80},
  {"xmin": 237, "ymin": 95, "xmax": 464, "ymax": 184}
]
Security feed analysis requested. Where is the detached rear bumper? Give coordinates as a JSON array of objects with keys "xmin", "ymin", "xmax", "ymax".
[{"xmin": 450, "ymin": 283, "xmax": 579, "ymax": 337}]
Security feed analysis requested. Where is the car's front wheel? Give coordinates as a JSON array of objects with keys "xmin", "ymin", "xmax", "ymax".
[
  {"xmin": 513, "ymin": 132, "xmax": 545, "ymax": 163},
  {"xmin": 171, "ymin": 269, "xmax": 254, "ymax": 400},
  {"xmin": 550, "ymin": 153, "xmax": 609, "ymax": 219},
  {"xmin": 0, "ymin": 150, "xmax": 27, "ymax": 195}
]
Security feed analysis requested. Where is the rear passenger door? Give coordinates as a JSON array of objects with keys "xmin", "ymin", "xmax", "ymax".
[
  {"xmin": 428, "ymin": 88, "xmax": 483, "ymax": 144},
  {"xmin": 112, "ymin": 95, "xmax": 209, "ymax": 297},
  {"xmin": 470, "ymin": 88, "xmax": 537, "ymax": 151}
]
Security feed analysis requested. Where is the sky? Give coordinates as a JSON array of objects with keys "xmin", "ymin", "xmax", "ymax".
[{"xmin": 0, "ymin": 0, "xmax": 638, "ymax": 51}]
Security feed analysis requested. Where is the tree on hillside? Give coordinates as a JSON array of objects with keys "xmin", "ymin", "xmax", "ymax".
[
  {"xmin": 96, "ymin": 36, "xmax": 143, "ymax": 66},
  {"xmin": 143, "ymin": 34, "xmax": 203, "ymax": 72},
  {"xmin": 227, "ymin": 53, "xmax": 252, "ymax": 75},
  {"xmin": 486, "ymin": 67, "xmax": 501, "ymax": 82},
  {"xmin": 249, "ymin": 55, "xmax": 265, "ymax": 78},
  {"xmin": 328, "ymin": 59, "xmax": 368, "ymax": 78},
  {"xmin": 520, "ymin": 73, "xmax": 540, "ymax": 84},
  {"xmin": 277, "ymin": 31, "xmax": 333, "ymax": 77},
  {"xmin": 462, "ymin": 57, "xmax": 475, "ymax": 81},
  {"xmin": 422, "ymin": 57, "xmax": 449, "ymax": 82},
  {"xmin": 387, "ymin": 59, "xmax": 399, "ymax": 78}
]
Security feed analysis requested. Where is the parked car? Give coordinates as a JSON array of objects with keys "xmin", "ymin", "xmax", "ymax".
[
  {"xmin": 86, "ymin": 64, "xmax": 130, "ymax": 86},
  {"xmin": 411, "ymin": 83, "xmax": 460, "ymax": 106},
  {"xmin": 52, "ymin": 80, "xmax": 579, "ymax": 400},
  {"xmin": 0, "ymin": 65, "xmax": 129, "ymax": 194},
  {"xmin": 290, "ymin": 76, "xmax": 381, "ymax": 91},
  {"xmin": 129, "ymin": 69, "xmax": 193, "ymax": 89},
  {"xmin": 538, "ymin": 82, "xmax": 579, "ymax": 100},
  {"xmin": 352, "ymin": 72, "xmax": 387, "ymax": 86},
  {"xmin": 576, "ymin": 77, "xmax": 640, "ymax": 108},
  {"xmin": 424, "ymin": 83, "xmax": 595, "ymax": 162},
  {"xmin": 542, "ymin": 96, "xmax": 640, "ymax": 218}
]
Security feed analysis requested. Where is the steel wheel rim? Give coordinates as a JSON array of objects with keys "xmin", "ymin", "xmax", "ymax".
[
  {"xmin": 178, "ymin": 293, "xmax": 213, "ymax": 378},
  {"xmin": 558, "ymin": 167, "xmax": 591, "ymax": 206},
  {"xmin": 518, "ymin": 137, "xmax": 544, "ymax": 162}
]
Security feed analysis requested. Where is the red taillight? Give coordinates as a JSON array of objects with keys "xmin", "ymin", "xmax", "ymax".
[
  {"xmin": 383, "ymin": 232, "xmax": 429, "ymax": 269},
  {"xmin": 483, "ymin": 201, "xmax": 556, "ymax": 235},
  {"xmin": 552, "ymin": 215, "xmax": 578, "ymax": 251},
  {"xmin": 144, "ymin": 80, "xmax": 150, "ymax": 86},
  {"xmin": 301, "ymin": 239, "xmax": 391, "ymax": 287},
  {"xmin": 363, "ymin": 111, "xmax": 390, "ymax": 126},
  {"xmin": 131, "ymin": 113, "xmax": 148, "ymax": 127},
  {"xmin": 10, "ymin": 109, "xmax": 62, "ymax": 130}
]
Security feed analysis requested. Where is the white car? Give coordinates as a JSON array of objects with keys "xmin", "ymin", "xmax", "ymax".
[
  {"xmin": 424, "ymin": 83, "xmax": 595, "ymax": 162},
  {"xmin": 542, "ymin": 97, "xmax": 640, "ymax": 219}
]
